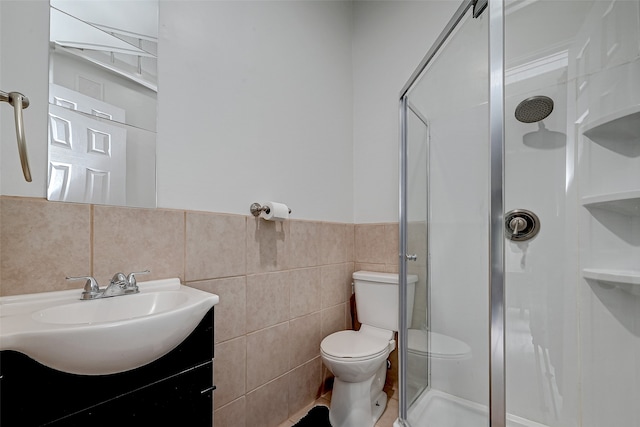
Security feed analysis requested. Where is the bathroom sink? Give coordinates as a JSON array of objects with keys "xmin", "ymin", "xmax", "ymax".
[
  {"xmin": 0, "ymin": 278, "xmax": 219, "ymax": 375},
  {"xmin": 33, "ymin": 291, "xmax": 190, "ymax": 325}
]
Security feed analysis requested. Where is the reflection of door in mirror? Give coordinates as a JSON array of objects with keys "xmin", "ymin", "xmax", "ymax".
[
  {"xmin": 50, "ymin": 83, "xmax": 125, "ymax": 123},
  {"xmin": 48, "ymin": 86, "xmax": 126, "ymax": 205},
  {"xmin": 48, "ymin": 0, "xmax": 158, "ymax": 208}
]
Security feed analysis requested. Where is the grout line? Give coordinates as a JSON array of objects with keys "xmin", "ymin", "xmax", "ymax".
[
  {"xmin": 245, "ymin": 215, "xmax": 249, "ymax": 281},
  {"xmin": 183, "ymin": 210, "xmax": 187, "ymax": 283},
  {"xmin": 90, "ymin": 204, "xmax": 94, "ymax": 276},
  {"xmin": 244, "ymin": 271, "xmax": 249, "ymax": 400}
]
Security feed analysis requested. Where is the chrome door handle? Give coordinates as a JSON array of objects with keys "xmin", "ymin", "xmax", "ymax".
[{"xmin": 1, "ymin": 90, "xmax": 32, "ymax": 182}]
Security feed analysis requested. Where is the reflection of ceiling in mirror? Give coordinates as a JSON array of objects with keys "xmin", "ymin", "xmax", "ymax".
[
  {"xmin": 50, "ymin": 8, "xmax": 153, "ymax": 57},
  {"xmin": 49, "ymin": 0, "xmax": 158, "ymax": 92},
  {"xmin": 51, "ymin": 0, "xmax": 158, "ymax": 39}
]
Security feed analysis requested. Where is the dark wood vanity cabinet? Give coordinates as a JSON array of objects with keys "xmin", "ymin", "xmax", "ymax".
[{"xmin": 0, "ymin": 308, "xmax": 214, "ymax": 426}]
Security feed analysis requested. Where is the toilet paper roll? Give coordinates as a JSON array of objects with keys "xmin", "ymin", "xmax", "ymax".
[{"xmin": 261, "ymin": 201, "xmax": 289, "ymax": 221}]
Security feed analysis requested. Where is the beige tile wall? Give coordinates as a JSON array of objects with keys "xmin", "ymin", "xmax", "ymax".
[
  {"xmin": 0, "ymin": 196, "xmax": 399, "ymax": 427},
  {"xmin": 354, "ymin": 222, "xmax": 399, "ymax": 274}
]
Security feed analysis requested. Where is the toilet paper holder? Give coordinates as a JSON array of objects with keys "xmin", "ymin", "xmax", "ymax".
[{"xmin": 250, "ymin": 202, "xmax": 292, "ymax": 217}]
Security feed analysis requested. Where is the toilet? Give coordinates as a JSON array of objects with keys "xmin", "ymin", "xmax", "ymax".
[{"xmin": 320, "ymin": 271, "xmax": 417, "ymax": 427}]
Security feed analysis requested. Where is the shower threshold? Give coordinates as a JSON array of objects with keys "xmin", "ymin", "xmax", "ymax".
[{"xmin": 402, "ymin": 389, "xmax": 549, "ymax": 427}]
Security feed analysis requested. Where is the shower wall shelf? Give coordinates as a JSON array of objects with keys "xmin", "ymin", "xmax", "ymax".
[
  {"xmin": 581, "ymin": 190, "xmax": 640, "ymax": 216},
  {"xmin": 579, "ymin": 101, "xmax": 639, "ymax": 293},
  {"xmin": 582, "ymin": 268, "xmax": 640, "ymax": 287},
  {"xmin": 581, "ymin": 106, "xmax": 640, "ymax": 144},
  {"xmin": 582, "ymin": 268, "xmax": 640, "ymax": 285}
]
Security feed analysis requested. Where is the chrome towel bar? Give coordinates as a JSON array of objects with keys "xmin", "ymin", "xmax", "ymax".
[{"xmin": 1, "ymin": 90, "xmax": 32, "ymax": 182}]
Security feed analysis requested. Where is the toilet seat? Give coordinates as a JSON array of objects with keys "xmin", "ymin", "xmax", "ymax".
[{"xmin": 321, "ymin": 330, "xmax": 390, "ymax": 361}]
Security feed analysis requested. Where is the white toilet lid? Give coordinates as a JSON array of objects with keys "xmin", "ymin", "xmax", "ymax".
[
  {"xmin": 321, "ymin": 330, "xmax": 389, "ymax": 359},
  {"xmin": 407, "ymin": 329, "xmax": 471, "ymax": 360}
]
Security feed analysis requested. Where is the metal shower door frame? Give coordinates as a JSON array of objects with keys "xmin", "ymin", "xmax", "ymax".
[{"xmin": 398, "ymin": 0, "xmax": 506, "ymax": 425}]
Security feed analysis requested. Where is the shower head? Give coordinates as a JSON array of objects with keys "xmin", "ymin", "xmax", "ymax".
[{"xmin": 514, "ymin": 95, "xmax": 554, "ymax": 123}]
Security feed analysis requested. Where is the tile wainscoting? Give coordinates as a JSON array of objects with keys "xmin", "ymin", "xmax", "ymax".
[{"xmin": 0, "ymin": 196, "xmax": 399, "ymax": 427}]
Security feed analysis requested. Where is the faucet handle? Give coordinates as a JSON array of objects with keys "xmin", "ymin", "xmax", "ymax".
[
  {"xmin": 66, "ymin": 275, "xmax": 100, "ymax": 299},
  {"xmin": 126, "ymin": 270, "xmax": 150, "ymax": 288},
  {"xmin": 110, "ymin": 272, "xmax": 128, "ymax": 287}
]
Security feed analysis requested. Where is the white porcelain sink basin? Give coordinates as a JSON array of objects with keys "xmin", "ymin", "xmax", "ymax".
[
  {"xmin": 33, "ymin": 291, "xmax": 190, "ymax": 325},
  {"xmin": 0, "ymin": 278, "xmax": 219, "ymax": 375}
]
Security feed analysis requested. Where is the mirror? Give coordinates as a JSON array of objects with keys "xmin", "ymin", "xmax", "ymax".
[{"xmin": 47, "ymin": 0, "xmax": 158, "ymax": 208}]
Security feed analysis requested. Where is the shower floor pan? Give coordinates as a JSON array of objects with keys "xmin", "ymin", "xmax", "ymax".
[{"xmin": 403, "ymin": 389, "xmax": 549, "ymax": 427}]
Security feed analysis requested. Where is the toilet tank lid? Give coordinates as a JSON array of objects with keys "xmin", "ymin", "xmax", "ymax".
[{"xmin": 353, "ymin": 271, "xmax": 418, "ymax": 285}]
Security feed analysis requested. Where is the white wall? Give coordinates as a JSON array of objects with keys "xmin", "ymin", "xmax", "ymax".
[
  {"xmin": 0, "ymin": 1, "xmax": 49, "ymax": 199},
  {"xmin": 156, "ymin": 1, "xmax": 354, "ymax": 222},
  {"xmin": 0, "ymin": 0, "xmax": 455, "ymax": 224},
  {"xmin": 0, "ymin": 1, "xmax": 356, "ymax": 222},
  {"xmin": 352, "ymin": 0, "xmax": 458, "ymax": 223}
]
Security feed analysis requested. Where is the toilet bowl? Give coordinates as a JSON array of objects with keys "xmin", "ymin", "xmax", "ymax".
[
  {"xmin": 320, "ymin": 271, "xmax": 417, "ymax": 427},
  {"xmin": 321, "ymin": 326, "xmax": 394, "ymax": 427},
  {"xmin": 321, "ymin": 327, "xmax": 394, "ymax": 382}
]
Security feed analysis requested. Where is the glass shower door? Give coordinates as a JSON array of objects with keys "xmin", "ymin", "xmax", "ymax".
[
  {"xmin": 404, "ymin": 102, "xmax": 429, "ymax": 405},
  {"xmin": 401, "ymin": 5, "xmax": 490, "ymax": 426},
  {"xmin": 401, "ymin": 1, "xmax": 639, "ymax": 426},
  {"xmin": 503, "ymin": 1, "xmax": 640, "ymax": 426}
]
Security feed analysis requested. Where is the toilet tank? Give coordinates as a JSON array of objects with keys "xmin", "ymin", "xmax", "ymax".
[{"xmin": 353, "ymin": 271, "xmax": 418, "ymax": 332}]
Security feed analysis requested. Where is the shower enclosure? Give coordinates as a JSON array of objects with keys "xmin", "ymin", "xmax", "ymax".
[{"xmin": 398, "ymin": 1, "xmax": 639, "ymax": 426}]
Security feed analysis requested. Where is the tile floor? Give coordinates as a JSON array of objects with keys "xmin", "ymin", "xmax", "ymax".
[{"xmin": 278, "ymin": 383, "xmax": 398, "ymax": 427}]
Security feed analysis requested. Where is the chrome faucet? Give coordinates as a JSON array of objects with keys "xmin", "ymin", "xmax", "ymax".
[{"xmin": 66, "ymin": 270, "xmax": 150, "ymax": 300}]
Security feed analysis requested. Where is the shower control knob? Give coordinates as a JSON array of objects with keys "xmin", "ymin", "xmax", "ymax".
[
  {"xmin": 505, "ymin": 209, "xmax": 540, "ymax": 242},
  {"xmin": 509, "ymin": 217, "xmax": 527, "ymax": 235}
]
